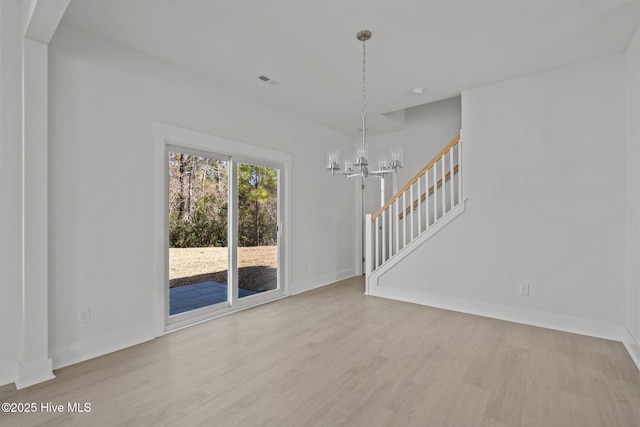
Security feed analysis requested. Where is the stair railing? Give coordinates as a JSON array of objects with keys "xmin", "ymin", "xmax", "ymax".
[{"xmin": 366, "ymin": 134, "xmax": 462, "ymax": 275}]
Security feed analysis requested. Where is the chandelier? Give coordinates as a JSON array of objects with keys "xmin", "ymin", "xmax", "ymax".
[{"xmin": 327, "ymin": 30, "xmax": 403, "ymax": 179}]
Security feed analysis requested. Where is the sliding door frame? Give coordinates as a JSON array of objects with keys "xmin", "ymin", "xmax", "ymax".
[
  {"xmin": 152, "ymin": 122, "xmax": 291, "ymax": 334},
  {"xmin": 165, "ymin": 146, "xmax": 232, "ymax": 318},
  {"xmin": 232, "ymin": 157, "xmax": 284, "ymax": 303}
]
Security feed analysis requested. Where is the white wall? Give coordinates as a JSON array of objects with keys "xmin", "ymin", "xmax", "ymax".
[
  {"xmin": 0, "ymin": 0, "xmax": 24, "ymax": 385},
  {"xmin": 47, "ymin": 25, "xmax": 356, "ymax": 368},
  {"xmin": 372, "ymin": 54, "xmax": 627, "ymax": 339},
  {"xmin": 626, "ymin": 24, "xmax": 640, "ymax": 367},
  {"xmin": 363, "ymin": 96, "xmax": 461, "ymax": 213},
  {"xmin": 371, "ymin": 97, "xmax": 461, "ymax": 186}
]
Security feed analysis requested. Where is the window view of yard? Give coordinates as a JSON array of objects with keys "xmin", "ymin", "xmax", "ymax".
[
  {"xmin": 169, "ymin": 246, "xmax": 277, "ymax": 292},
  {"xmin": 168, "ymin": 151, "xmax": 278, "ymax": 314}
]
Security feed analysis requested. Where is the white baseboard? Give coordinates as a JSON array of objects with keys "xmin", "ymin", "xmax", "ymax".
[
  {"xmin": 15, "ymin": 358, "xmax": 55, "ymax": 390},
  {"xmin": 1, "ymin": 359, "xmax": 55, "ymax": 389},
  {"xmin": 624, "ymin": 328, "xmax": 640, "ymax": 371},
  {"xmin": 51, "ymin": 322, "xmax": 155, "ymax": 370},
  {"xmin": 368, "ymin": 286, "xmax": 623, "ymax": 342},
  {"xmin": 0, "ymin": 361, "xmax": 17, "ymax": 388},
  {"xmin": 292, "ymin": 268, "xmax": 357, "ymax": 296}
]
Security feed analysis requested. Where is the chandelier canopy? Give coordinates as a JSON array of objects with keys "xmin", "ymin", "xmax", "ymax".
[{"xmin": 327, "ymin": 30, "xmax": 403, "ymax": 179}]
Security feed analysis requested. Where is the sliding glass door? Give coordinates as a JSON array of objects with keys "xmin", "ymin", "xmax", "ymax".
[
  {"xmin": 237, "ymin": 162, "xmax": 279, "ymax": 299},
  {"xmin": 167, "ymin": 148, "xmax": 281, "ymax": 321},
  {"xmin": 168, "ymin": 150, "xmax": 230, "ymax": 315}
]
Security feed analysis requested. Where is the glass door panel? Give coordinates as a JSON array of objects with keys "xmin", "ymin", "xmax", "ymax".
[
  {"xmin": 237, "ymin": 162, "xmax": 279, "ymax": 299},
  {"xmin": 168, "ymin": 150, "xmax": 229, "ymax": 315}
]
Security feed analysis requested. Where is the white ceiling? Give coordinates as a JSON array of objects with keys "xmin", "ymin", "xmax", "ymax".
[{"xmin": 61, "ymin": 0, "xmax": 640, "ymax": 138}]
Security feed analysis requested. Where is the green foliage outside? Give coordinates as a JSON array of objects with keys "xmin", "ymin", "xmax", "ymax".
[
  {"xmin": 169, "ymin": 196, "xmax": 228, "ymax": 248},
  {"xmin": 168, "ymin": 152, "xmax": 277, "ymax": 248},
  {"xmin": 238, "ymin": 163, "xmax": 278, "ymax": 247}
]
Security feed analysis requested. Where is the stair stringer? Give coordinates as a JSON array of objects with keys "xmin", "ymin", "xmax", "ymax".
[{"xmin": 365, "ymin": 199, "xmax": 466, "ymax": 295}]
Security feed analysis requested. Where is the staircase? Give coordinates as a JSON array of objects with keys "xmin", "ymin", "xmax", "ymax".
[{"xmin": 365, "ymin": 134, "xmax": 466, "ymax": 293}]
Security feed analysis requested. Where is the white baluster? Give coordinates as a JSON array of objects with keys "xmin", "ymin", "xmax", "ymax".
[
  {"xmin": 449, "ymin": 146, "xmax": 454, "ymax": 210},
  {"xmin": 381, "ymin": 211, "xmax": 386, "ymax": 264},
  {"xmin": 409, "ymin": 182, "xmax": 414, "ymax": 241},
  {"xmin": 365, "ymin": 214, "xmax": 372, "ymax": 275},
  {"xmin": 440, "ymin": 153, "xmax": 447, "ymax": 216},
  {"xmin": 433, "ymin": 162, "xmax": 438, "ymax": 221},
  {"xmin": 417, "ymin": 172, "xmax": 422, "ymax": 234},
  {"xmin": 458, "ymin": 140, "xmax": 462, "ymax": 204},
  {"xmin": 394, "ymin": 199, "xmax": 399, "ymax": 256},
  {"xmin": 375, "ymin": 216, "xmax": 380, "ymax": 270},
  {"xmin": 425, "ymin": 169, "xmax": 430, "ymax": 228},
  {"xmin": 402, "ymin": 191, "xmax": 407, "ymax": 248}
]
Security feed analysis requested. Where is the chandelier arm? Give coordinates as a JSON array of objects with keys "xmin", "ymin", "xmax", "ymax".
[{"xmin": 368, "ymin": 170, "xmax": 395, "ymax": 176}]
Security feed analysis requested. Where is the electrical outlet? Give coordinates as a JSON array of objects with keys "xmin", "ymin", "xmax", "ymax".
[
  {"xmin": 520, "ymin": 285, "xmax": 530, "ymax": 297},
  {"xmin": 78, "ymin": 308, "xmax": 91, "ymax": 323}
]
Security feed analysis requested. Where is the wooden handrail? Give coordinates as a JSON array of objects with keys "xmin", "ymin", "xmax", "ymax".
[
  {"xmin": 371, "ymin": 134, "xmax": 460, "ymax": 221},
  {"xmin": 398, "ymin": 164, "xmax": 458, "ymax": 220}
]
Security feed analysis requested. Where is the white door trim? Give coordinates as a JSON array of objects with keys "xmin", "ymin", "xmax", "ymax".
[{"xmin": 152, "ymin": 122, "xmax": 291, "ymax": 335}]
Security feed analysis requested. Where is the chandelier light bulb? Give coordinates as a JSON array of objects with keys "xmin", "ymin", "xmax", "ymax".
[
  {"xmin": 344, "ymin": 159, "xmax": 354, "ymax": 173},
  {"xmin": 378, "ymin": 153, "xmax": 390, "ymax": 170}
]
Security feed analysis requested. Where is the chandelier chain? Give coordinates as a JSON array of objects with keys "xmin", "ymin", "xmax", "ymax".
[
  {"xmin": 361, "ymin": 36, "xmax": 367, "ymax": 152},
  {"xmin": 362, "ymin": 38, "xmax": 366, "ymax": 116}
]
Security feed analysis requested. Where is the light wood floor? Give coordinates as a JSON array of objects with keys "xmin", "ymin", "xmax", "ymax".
[{"xmin": 1, "ymin": 276, "xmax": 639, "ymax": 427}]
